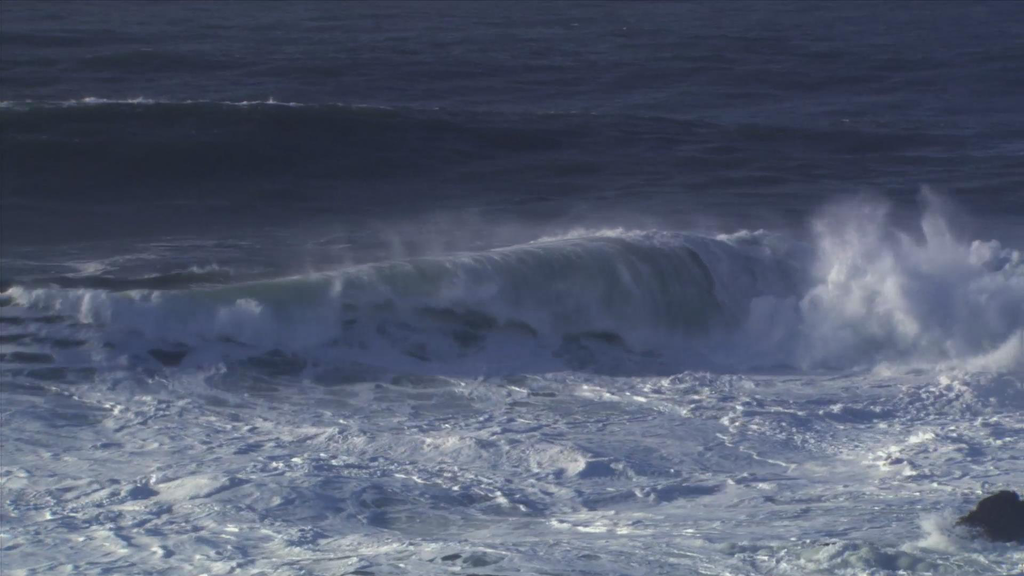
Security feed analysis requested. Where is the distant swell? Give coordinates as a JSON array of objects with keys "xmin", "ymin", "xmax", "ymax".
[
  {"xmin": 0, "ymin": 99, "xmax": 985, "ymax": 207},
  {"xmin": 0, "ymin": 100, "xmax": 577, "ymax": 203}
]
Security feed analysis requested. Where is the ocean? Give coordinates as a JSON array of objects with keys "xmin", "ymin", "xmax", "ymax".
[{"xmin": 1, "ymin": 2, "xmax": 1022, "ymax": 574}]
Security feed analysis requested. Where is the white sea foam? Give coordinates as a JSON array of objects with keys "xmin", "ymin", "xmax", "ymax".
[{"xmin": 0, "ymin": 97, "xmax": 392, "ymax": 110}]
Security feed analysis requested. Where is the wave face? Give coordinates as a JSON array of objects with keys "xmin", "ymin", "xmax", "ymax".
[{"xmin": 6, "ymin": 193, "xmax": 1022, "ymax": 374}]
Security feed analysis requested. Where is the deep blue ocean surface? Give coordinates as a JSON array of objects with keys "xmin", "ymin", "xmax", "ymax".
[{"xmin": 3, "ymin": 1, "xmax": 1023, "ymax": 247}]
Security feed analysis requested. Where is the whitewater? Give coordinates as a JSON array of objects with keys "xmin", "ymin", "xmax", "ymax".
[{"xmin": 2, "ymin": 193, "xmax": 1022, "ymax": 575}]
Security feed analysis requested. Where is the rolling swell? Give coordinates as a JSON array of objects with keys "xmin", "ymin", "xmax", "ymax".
[
  {"xmin": 1, "ymin": 99, "xmax": 998, "ymax": 208},
  {"xmin": 0, "ymin": 101, "xmax": 573, "ymax": 203}
]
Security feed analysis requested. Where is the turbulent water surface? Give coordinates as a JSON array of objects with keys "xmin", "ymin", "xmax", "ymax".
[{"xmin": 2, "ymin": 2, "xmax": 1023, "ymax": 575}]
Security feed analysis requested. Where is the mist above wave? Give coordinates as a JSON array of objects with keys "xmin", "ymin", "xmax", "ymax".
[{"xmin": 796, "ymin": 190, "xmax": 1022, "ymax": 370}]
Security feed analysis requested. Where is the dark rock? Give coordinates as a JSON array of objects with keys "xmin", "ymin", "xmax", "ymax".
[
  {"xmin": 124, "ymin": 484, "xmax": 158, "ymax": 500},
  {"xmin": 957, "ymin": 490, "xmax": 1024, "ymax": 543},
  {"xmin": 148, "ymin": 348, "xmax": 189, "ymax": 367},
  {"xmin": 440, "ymin": 553, "xmax": 462, "ymax": 562}
]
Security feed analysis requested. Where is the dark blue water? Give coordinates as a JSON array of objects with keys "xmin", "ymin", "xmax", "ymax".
[{"xmin": 2, "ymin": 1, "xmax": 1022, "ymax": 251}]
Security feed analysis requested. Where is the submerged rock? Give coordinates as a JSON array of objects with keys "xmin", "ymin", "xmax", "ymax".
[{"xmin": 957, "ymin": 490, "xmax": 1024, "ymax": 543}]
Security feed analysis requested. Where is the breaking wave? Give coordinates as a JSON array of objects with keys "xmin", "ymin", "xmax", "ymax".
[{"xmin": 4, "ymin": 192, "xmax": 1022, "ymax": 374}]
